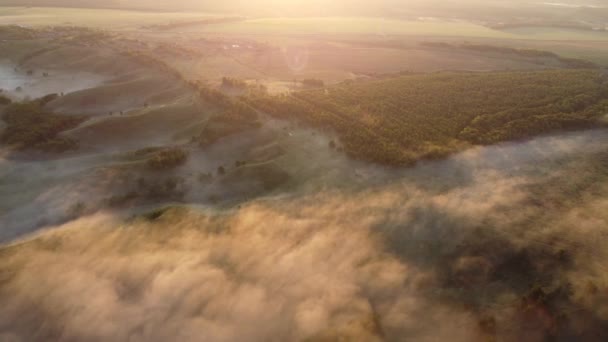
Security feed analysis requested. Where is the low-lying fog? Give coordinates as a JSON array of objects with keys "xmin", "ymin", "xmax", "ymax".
[
  {"xmin": 1, "ymin": 128, "xmax": 607, "ymax": 341},
  {"xmin": 0, "ymin": 61, "xmax": 106, "ymax": 100}
]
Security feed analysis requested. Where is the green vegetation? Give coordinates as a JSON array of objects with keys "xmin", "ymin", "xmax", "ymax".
[
  {"xmin": 126, "ymin": 147, "xmax": 163, "ymax": 159},
  {"xmin": 105, "ymin": 175, "xmax": 187, "ymax": 208},
  {"xmin": 0, "ymin": 102, "xmax": 85, "ymax": 152},
  {"xmin": 36, "ymin": 93, "xmax": 59, "ymax": 106},
  {"xmin": 197, "ymin": 17, "xmax": 513, "ymax": 38},
  {"xmin": 221, "ymin": 77, "xmax": 247, "ymax": 89},
  {"xmin": 144, "ymin": 17, "xmax": 244, "ymax": 31},
  {"xmin": 246, "ymin": 69, "xmax": 608, "ymax": 165},
  {"xmin": 146, "ymin": 148, "xmax": 189, "ymax": 170},
  {"xmin": 422, "ymin": 42, "xmax": 598, "ymax": 69},
  {"xmin": 140, "ymin": 206, "xmax": 181, "ymax": 221},
  {"xmin": 196, "ymin": 84, "xmax": 261, "ymax": 147},
  {"xmin": 301, "ymin": 79, "xmax": 325, "ymax": 88},
  {"xmin": 0, "ymin": 25, "xmax": 36, "ymax": 39},
  {"xmin": 0, "ymin": 7, "xmax": 211, "ymax": 29},
  {"xmin": 0, "ymin": 94, "xmax": 11, "ymax": 105}
]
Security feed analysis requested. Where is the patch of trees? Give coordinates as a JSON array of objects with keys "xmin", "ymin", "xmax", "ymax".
[
  {"xmin": 143, "ymin": 17, "xmax": 244, "ymax": 31},
  {"xmin": 244, "ymin": 69, "xmax": 608, "ymax": 165},
  {"xmin": 146, "ymin": 148, "xmax": 189, "ymax": 170},
  {"xmin": 141, "ymin": 206, "xmax": 177, "ymax": 222},
  {"xmin": 195, "ymin": 84, "xmax": 261, "ymax": 147},
  {"xmin": 0, "ymin": 25, "xmax": 36, "ymax": 40},
  {"xmin": 421, "ymin": 42, "xmax": 598, "ymax": 69},
  {"xmin": 301, "ymin": 79, "xmax": 325, "ymax": 88},
  {"xmin": 459, "ymin": 44, "xmax": 597, "ymax": 69},
  {"xmin": 221, "ymin": 77, "xmax": 247, "ymax": 89},
  {"xmin": 0, "ymin": 95, "xmax": 11, "ymax": 105},
  {"xmin": 0, "ymin": 101, "xmax": 86, "ymax": 152},
  {"xmin": 106, "ymin": 176, "xmax": 186, "ymax": 208},
  {"xmin": 36, "ymin": 93, "xmax": 59, "ymax": 106}
]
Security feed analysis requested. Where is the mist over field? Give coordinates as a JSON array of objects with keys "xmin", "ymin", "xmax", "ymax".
[
  {"xmin": 1, "ymin": 0, "xmax": 608, "ymax": 341},
  {"xmin": 2, "ymin": 130, "xmax": 608, "ymax": 341},
  {"xmin": 1, "ymin": 0, "xmax": 606, "ymax": 16}
]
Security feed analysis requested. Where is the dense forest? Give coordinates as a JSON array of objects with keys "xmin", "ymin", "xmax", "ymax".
[
  {"xmin": 246, "ymin": 69, "xmax": 608, "ymax": 165},
  {"xmin": 0, "ymin": 101, "xmax": 85, "ymax": 152}
]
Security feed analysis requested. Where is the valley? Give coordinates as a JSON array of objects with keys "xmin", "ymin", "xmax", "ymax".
[{"xmin": 1, "ymin": 3, "xmax": 608, "ymax": 341}]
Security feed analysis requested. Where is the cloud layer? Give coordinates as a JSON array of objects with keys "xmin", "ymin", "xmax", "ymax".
[{"xmin": 1, "ymin": 130, "xmax": 608, "ymax": 341}]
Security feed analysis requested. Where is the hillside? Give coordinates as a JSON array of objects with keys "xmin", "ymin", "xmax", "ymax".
[
  {"xmin": 2, "ymin": 4, "xmax": 608, "ymax": 342},
  {"xmin": 247, "ymin": 69, "xmax": 608, "ymax": 165}
]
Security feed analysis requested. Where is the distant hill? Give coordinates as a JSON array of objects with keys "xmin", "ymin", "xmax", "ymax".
[{"xmin": 1, "ymin": 1, "xmax": 605, "ymax": 30}]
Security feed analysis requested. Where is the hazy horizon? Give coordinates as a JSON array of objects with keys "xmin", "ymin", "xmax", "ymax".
[{"xmin": 0, "ymin": 0, "xmax": 606, "ymax": 15}]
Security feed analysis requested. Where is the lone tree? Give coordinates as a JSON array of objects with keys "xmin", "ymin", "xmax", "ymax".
[{"xmin": 218, "ymin": 166, "xmax": 226, "ymax": 175}]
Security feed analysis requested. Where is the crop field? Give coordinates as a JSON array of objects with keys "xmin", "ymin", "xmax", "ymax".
[
  {"xmin": 188, "ymin": 17, "xmax": 510, "ymax": 38},
  {"xmin": 0, "ymin": 7, "xmax": 216, "ymax": 28},
  {"xmin": 1, "ymin": 7, "xmax": 607, "ymax": 42}
]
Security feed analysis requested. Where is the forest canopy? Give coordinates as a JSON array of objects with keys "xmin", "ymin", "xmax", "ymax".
[
  {"xmin": 246, "ymin": 69, "xmax": 608, "ymax": 165},
  {"xmin": 0, "ymin": 101, "xmax": 85, "ymax": 153}
]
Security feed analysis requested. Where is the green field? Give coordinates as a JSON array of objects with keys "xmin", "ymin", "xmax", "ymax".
[
  {"xmin": 194, "ymin": 17, "xmax": 512, "ymax": 38},
  {"xmin": 0, "ymin": 6, "xmax": 215, "ymax": 28},
  {"xmin": 3, "ymin": 7, "xmax": 608, "ymax": 42},
  {"xmin": 187, "ymin": 17, "xmax": 608, "ymax": 41}
]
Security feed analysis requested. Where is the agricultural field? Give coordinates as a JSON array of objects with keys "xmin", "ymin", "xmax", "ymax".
[
  {"xmin": 0, "ymin": 6, "xmax": 218, "ymax": 28},
  {"xmin": 2, "ymin": 6, "xmax": 608, "ymax": 42}
]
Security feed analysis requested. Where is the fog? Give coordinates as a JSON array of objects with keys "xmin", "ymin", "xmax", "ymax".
[
  {"xmin": 0, "ymin": 62, "xmax": 106, "ymax": 101},
  {"xmin": 0, "ymin": 0, "xmax": 603, "ymax": 16},
  {"xmin": 1, "ymin": 129, "xmax": 607, "ymax": 341}
]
